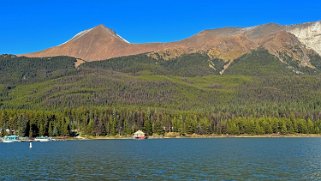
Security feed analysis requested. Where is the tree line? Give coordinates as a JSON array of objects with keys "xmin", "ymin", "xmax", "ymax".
[{"xmin": 1, "ymin": 108, "xmax": 321, "ymax": 137}]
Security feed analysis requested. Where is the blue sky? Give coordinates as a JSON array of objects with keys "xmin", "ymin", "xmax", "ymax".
[{"xmin": 1, "ymin": 0, "xmax": 321, "ymax": 54}]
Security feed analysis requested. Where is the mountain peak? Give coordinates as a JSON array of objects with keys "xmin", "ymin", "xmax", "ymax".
[
  {"xmin": 90, "ymin": 24, "xmax": 130, "ymax": 44},
  {"xmin": 23, "ymin": 24, "xmax": 132, "ymax": 61},
  {"xmin": 96, "ymin": 24, "xmax": 107, "ymax": 28},
  {"xmin": 92, "ymin": 24, "xmax": 114, "ymax": 33}
]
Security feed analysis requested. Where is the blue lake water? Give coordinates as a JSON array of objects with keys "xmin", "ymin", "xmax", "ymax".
[{"xmin": 1, "ymin": 138, "xmax": 321, "ymax": 180}]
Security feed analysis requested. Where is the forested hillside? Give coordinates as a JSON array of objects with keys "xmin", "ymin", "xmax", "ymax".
[
  {"xmin": 0, "ymin": 55, "xmax": 76, "ymax": 84},
  {"xmin": 1, "ymin": 50, "xmax": 321, "ymax": 137}
]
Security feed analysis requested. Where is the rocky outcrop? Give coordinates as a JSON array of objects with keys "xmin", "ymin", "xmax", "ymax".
[{"xmin": 287, "ymin": 21, "xmax": 321, "ymax": 56}]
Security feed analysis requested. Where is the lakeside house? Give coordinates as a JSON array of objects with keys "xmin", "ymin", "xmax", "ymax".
[{"xmin": 133, "ymin": 130, "xmax": 147, "ymax": 139}]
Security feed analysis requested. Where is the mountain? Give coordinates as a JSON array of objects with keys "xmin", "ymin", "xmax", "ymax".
[
  {"xmin": 24, "ymin": 25, "xmax": 132, "ymax": 61},
  {"xmin": 22, "ymin": 21, "xmax": 321, "ymax": 74},
  {"xmin": 23, "ymin": 25, "xmax": 164, "ymax": 62},
  {"xmin": 3, "ymin": 21, "xmax": 321, "ymax": 137}
]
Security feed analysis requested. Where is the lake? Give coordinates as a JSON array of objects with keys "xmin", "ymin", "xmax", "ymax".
[{"xmin": 1, "ymin": 138, "xmax": 321, "ymax": 180}]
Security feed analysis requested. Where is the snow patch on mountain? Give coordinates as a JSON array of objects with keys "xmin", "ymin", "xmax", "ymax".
[
  {"xmin": 60, "ymin": 28, "xmax": 93, "ymax": 46},
  {"xmin": 116, "ymin": 34, "xmax": 130, "ymax": 44}
]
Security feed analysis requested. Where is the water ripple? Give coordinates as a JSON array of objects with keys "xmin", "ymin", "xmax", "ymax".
[{"xmin": 1, "ymin": 138, "xmax": 321, "ymax": 180}]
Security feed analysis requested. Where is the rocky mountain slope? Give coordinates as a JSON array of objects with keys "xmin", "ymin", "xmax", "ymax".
[
  {"xmin": 23, "ymin": 21, "xmax": 321, "ymax": 73},
  {"xmin": 287, "ymin": 21, "xmax": 321, "ymax": 56}
]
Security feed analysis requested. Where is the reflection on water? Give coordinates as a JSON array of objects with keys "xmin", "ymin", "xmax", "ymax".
[{"xmin": 1, "ymin": 138, "xmax": 321, "ymax": 180}]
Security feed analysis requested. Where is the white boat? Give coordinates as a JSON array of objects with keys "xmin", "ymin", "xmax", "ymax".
[
  {"xmin": 34, "ymin": 136, "xmax": 52, "ymax": 142},
  {"xmin": 2, "ymin": 135, "xmax": 20, "ymax": 143}
]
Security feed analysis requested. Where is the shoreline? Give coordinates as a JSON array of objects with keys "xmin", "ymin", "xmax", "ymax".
[
  {"xmin": 70, "ymin": 133, "xmax": 321, "ymax": 140},
  {"xmin": 2, "ymin": 134, "xmax": 321, "ymax": 143}
]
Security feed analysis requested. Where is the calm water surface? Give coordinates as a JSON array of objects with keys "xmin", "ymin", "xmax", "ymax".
[{"xmin": 1, "ymin": 138, "xmax": 321, "ymax": 180}]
